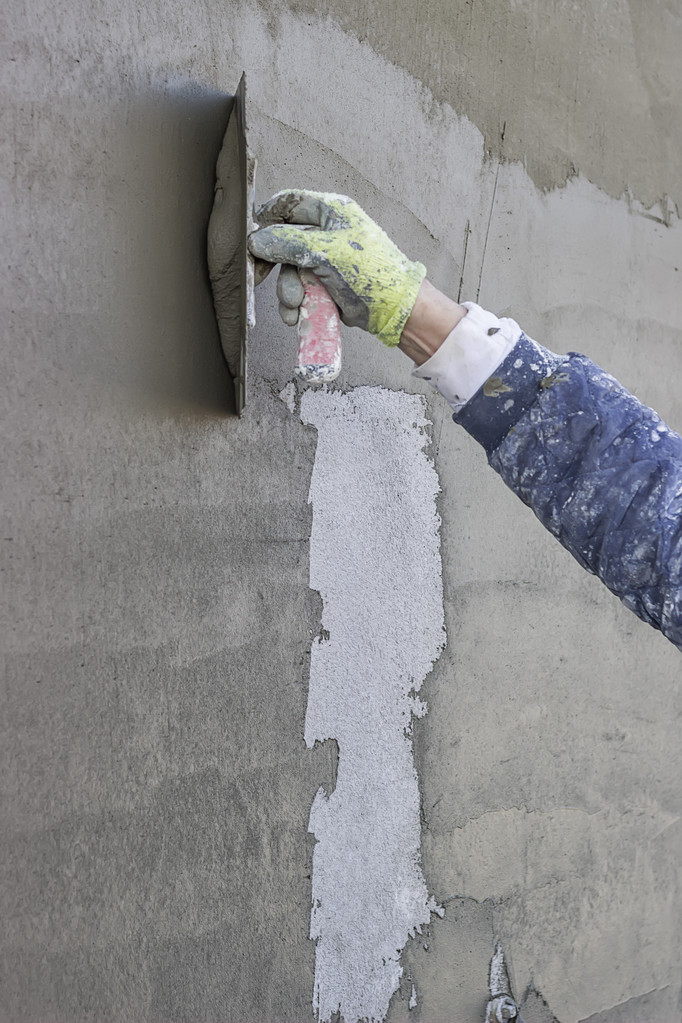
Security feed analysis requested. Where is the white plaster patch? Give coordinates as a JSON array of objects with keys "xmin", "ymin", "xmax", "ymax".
[{"xmin": 300, "ymin": 386, "xmax": 445, "ymax": 1023}]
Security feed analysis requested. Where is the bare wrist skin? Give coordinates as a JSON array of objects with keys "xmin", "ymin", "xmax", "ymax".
[{"xmin": 398, "ymin": 279, "xmax": 467, "ymax": 365}]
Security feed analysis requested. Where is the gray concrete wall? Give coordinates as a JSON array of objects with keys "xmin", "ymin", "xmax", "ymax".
[{"xmin": 3, "ymin": 2, "xmax": 682, "ymax": 1021}]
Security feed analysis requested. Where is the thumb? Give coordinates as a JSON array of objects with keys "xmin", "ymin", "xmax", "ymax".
[{"xmin": 248, "ymin": 224, "xmax": 330, "ymax": 268}]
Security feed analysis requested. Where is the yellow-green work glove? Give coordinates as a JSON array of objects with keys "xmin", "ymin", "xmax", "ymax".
[{"xmin": 247, "ymin": 190, "xmax": 426, "ymax": 348}]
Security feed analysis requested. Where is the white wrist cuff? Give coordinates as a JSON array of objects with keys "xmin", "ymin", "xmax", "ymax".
[{"xmin": 412, "ymin": 302, "xmax": 522, "ymax": 411}]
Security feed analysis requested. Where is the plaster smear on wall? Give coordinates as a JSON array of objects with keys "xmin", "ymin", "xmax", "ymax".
[{"xmin": 299, "ymin": 386, "xmax": 445, "ymax": 1023}]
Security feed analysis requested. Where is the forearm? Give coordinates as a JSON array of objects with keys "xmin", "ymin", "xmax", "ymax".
[
  {"xmin": 398, "ymin": 280, "xmax": 466, "ymax": 365},
  {"xmin": 484, "ymin": 349, "xmax": 682, "ymax": 651},
  {"xmin": 405, "ymin": 282, "xmax": 682, "ymax": 652},
  {"xmin": 402, "ymin": 282, "xmax": 522, "ymax": 411}
]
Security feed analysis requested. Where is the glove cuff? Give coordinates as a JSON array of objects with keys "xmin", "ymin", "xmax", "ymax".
[{"xmin": 376, "ymin": 261, "xmax": 427, "ymax": 347}]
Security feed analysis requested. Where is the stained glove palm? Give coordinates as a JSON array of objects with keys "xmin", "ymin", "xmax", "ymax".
[{"xmin": 248, "ymin": 191, "xmax": 426, "ymax": 347}]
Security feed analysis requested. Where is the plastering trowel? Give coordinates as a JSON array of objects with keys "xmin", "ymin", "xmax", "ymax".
[{"xmin": 207, "ymin": 73, "xmax": 342, "ymax": 415}]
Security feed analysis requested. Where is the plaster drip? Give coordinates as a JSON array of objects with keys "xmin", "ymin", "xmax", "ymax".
[{"xmin": 299, "ymin": 386, "xmax": 446, "ymax": 1023}]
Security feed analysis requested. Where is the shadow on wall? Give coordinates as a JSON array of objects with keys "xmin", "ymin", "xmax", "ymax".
[{"xmin": 105, "ymin": 79, "xmax": 237, "ymax": 416}]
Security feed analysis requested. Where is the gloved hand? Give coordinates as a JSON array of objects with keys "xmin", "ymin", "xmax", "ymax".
[{"xmin": 248, "ymin": 190, "xmax": 426, "ymax": 348}]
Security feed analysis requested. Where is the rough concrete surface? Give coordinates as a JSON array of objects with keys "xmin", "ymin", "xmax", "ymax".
[
  {"xmin": 3, "ymin": 0, "xmax": 682, "ymax": 1021},
  {"xmin": 284, "ymin": 0, "xmax": 682, "ymax": 211},
  {"xmin": 579, "ymin": 984, "xmax": 682, "ymax": 1023}
]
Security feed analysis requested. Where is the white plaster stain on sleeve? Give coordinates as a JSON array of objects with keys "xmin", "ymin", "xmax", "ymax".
[{"xmin": 300, "ymin": 386, "xmax": 446, "ymax": 1023}]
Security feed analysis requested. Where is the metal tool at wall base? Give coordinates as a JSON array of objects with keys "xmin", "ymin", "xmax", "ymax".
[
  {"xmin": 207, "ymin": 73, "xmax": 342, "ymax": 416},
  {"xmin": 485, "ymin": 944, "xmax": 523, "ymax": 1023}
]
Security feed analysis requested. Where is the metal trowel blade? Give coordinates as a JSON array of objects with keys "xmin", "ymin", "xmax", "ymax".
[{"xmin": 207, "ymin": 72, "xmax": 255, "ymax": 416}]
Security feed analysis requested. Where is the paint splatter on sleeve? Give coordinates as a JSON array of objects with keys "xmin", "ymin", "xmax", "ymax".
[{"xmin": 464, "ymin": 346, "xmax": 682, "ymax": 651}]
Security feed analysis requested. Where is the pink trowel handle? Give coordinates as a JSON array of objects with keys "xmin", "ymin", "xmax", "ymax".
[{"xmin": 294, "ymin": 269, "xmax": 342, "ymax": 383}]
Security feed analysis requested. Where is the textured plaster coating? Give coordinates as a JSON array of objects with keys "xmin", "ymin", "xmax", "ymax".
[
  {"xmin": 300, "ymin": 387, "xmax": 445, "ymax": 1023},
  {"xmin": 579, "ymin": 984, "xmax": 682, "ymax": 1023},
  {"xmin": 283, "ymin": 0, "xmax": 682, "ymax": 210}
]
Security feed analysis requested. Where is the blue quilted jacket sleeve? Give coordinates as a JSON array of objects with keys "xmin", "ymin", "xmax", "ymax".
[{"xmin": 454, "ymin": 334, "xmax": 682, "ymax": 652}]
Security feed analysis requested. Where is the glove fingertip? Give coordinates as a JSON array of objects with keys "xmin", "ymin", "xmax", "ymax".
[
  {"xmin": 277, "ymin": 264, "xmax": 305, "ymax": 308},
  {"xmin": 279, "ymin": 303, "xmax": 299, "ymax": 326},
  {"xmin": 248, "ymin": 224, "xmax": 316, "ymax": 267},
  {"xmin": 247, "ymin": 227, "xmax": 277, "ymax": 260}
]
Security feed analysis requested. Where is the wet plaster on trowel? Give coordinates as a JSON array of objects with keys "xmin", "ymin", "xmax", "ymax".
[{"xmin": 293, "ymin": 385, "xmax": 446, "ymax": 1023}]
